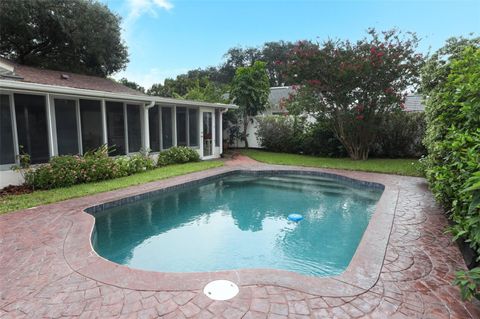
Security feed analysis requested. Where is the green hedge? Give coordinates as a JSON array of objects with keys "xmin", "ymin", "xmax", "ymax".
[
  {"xmin": 23, "ymin": 146, "xmax": 155, "ymax": 190},
  {"xmin": 157, "ymin": 146, "xmax": 200, "ymax": 166},
  {"xmin": 423, "ymin": 46, "xmax": 480, "ymax": 300},
  {"xmin": 21, "ymin": 146, "xmax": 203, "ymax": 190}
]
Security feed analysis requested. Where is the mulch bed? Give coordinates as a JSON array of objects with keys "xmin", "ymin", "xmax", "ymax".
[{"xmin": 0, "ymin": 185, "xmax": 33, "ymax": 197}]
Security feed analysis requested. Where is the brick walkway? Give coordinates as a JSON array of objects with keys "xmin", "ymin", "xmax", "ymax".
[{"xmin": 1, "ymin": 157, "xmax": 479, "ymax": 318}]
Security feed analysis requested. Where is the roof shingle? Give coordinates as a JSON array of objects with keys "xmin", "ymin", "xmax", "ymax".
[{"xmin": 0, "ymin": 58, "xmax": 147, "ymax": 97}]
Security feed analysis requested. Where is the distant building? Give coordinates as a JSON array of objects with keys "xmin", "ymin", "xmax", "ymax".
[{"xmin": 404, "ymin": 95, "xmax": 425, "ymax": 112}]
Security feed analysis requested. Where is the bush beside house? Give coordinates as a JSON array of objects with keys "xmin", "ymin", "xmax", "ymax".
[{"xmin": 20, "ymin": 146, "xmax": 199, "ymax": 190}]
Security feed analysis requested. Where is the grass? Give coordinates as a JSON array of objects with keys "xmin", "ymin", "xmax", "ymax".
[
  {"xmin": 240, "ymin": 149, "xmax": 422, "ymax": 177},
  {"xmin": 0, "ymin": 161, "xmax": 223, "ymax": 215}
]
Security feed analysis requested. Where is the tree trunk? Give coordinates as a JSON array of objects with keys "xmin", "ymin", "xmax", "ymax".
[
  {"xmin": 348, "ymin": 144, "xmax": 369, "ymax": 160},
  {"xmin": 243, "ymin": 114, "xmax": 249, "ymax": 148}
]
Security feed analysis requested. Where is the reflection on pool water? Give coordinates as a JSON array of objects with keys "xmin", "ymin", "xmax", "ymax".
[{"xmin": 92, "ymin": 173, "xmax": 383, "ymax": 277}]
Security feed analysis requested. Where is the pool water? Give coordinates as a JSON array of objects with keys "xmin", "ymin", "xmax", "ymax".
[{"xmin": 92, "ymin": 173, "xmax": 382, "ymax": 277}]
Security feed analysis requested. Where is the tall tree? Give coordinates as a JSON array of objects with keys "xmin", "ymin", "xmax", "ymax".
[
  {"xmin": 262, "ymin": 41, "xmax": 295, "ymax": 86},
  {"xmin": 230, "ymin": 61, "xmax": 270, "ymax": 148},
  {"xmin": 0, "ymin": 0, "xmax": 128, "ymax": 77},
  {"xmin": 285, "ymin": 29, "xmax": 423, "ymax": 160}
]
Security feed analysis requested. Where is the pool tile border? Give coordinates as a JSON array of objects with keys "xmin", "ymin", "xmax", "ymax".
[{"xmin": 63, "ymin": 165, "xmax": 398, "ymax": 297}]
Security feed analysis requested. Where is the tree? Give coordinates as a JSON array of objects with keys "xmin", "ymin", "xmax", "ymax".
[
  {"xmin": 262, "ymin": 41, "xmax": 295, "ymax": 86},
  {"xmin": 118, "ymin": 78, "xmax": 145, "ymax": 93},
  {"xmin": 230, "ymin": 61, "xmax": 270, "ymax": 148},
  {"xmin": 0, "ymin": 0, "xmax": 128, "ymax": 77},
  {"xmin": 420, "ymin": 36, "xmax": 480, "ymax": 96},
  {"xmin": 219, "ymin": 47, "xmax": 262, "ymax": 83},
  {"xmin": 180, "ymin": 79, "xmax": 229, "ymax": 103},
  {"xmin": 285, "ymin": 29, "xmax": 423, "ymax": 160}
]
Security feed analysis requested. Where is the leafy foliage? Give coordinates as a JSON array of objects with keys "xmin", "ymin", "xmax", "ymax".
[
  {"xmin": 146, "ymin": 41, "xmax": 296, "ymax": 97},
  {"xmin": 453, "ymin": 268, "xmax": 480, "ymax": 302},
  {"xmin": 157, "ymin": 147, "xmax": 200, "ymax": 166},
  {"xmin": 178, "ymin": 79, "xmax": 229, "ymax": 103},
  {"xmin": 230, "ymin": 61, "xmax": 271, "ymax": 148},
  {"xmin": 421, "ymin": 44, "xmax": 480, "ymax": 300},
  {"xmin": 371, "ymin": 112, "xmax": 426, "ymax": 158},
  {"xmin": 23, "ymin": 146, "xmax": 155, "ymax": 190},
  {"xmin": 118, "ymin": 78, "xmax": 145, "ymax": 93},
  {"xmin": 256, "ymin": 113, "xmax": 423, "ymax": 158},
  {"xmin": 0, "ymin": 0, "xmax": 128, "ymax": 77},
  {"xmin": 285, "ymin": 29, "xmax": 423, "ymax": 160},
  {"xmin": 256, "ymin": 116, "xmax": 304, "ymax": 153}
]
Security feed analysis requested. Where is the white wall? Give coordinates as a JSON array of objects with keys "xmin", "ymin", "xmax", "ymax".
[
  {"xmin": 0, "ymin": 170, "xmax": 24, "ymax": 188},
  {"xmin": 224, "ymin": 116, "xmax": 262, "ymax": 149}
]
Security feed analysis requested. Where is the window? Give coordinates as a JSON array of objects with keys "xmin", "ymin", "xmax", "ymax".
[
  {"xmin": 215, "ymin": 109, "xmax": 220, "ymax": 147},
  {"xmin": 189, "ymin": 108, "xmax": 198, "ymax": 147},
  {"xmin": 55, "ymin": 99, "xmax": 79, "ymax": 155},
  {"xmin": 127, "ymin": 104, "xmax": 141, "ymax": 152},
  {"xmin": 106, "ymin": 101, "xmax": 125, "ymax": 155},
  {"xmin": 0, "ymin": 95, "xmax": 15, "ymax": 165},
  {"xmin": 149, "ymin": 106, "xmax": 160, "ymax": 152},
  {"xmin": 176, "ymin": 107, "xmax": 187, "ymax": 146},
  {"xmin": 161, "ymin": 107, "xmax": 173, "ymax": 149},
  {"xmin": 14, "ymin": 94, "xmax": 49, "ymax": 164},
  {"xmin": 80, "ymin": 99, "xmax": 103, "ymax": 153}
]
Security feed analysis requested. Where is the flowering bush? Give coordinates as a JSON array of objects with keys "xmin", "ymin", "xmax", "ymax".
[
  {"xmin": 24, "ymin": 146, "xmax": 156, "ymax": 190},
  {"xmin": 157, "ymin": 146, "xmax": 200, "ymax": 166},
  {"xmin": 285, "ymin": 29, "xmax": 424, "ymax": 159}
]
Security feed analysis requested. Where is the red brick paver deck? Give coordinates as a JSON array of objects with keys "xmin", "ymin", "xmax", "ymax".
[{"xmin": 1, "ymin": 158, "xmax": 479, "ymax": 318}]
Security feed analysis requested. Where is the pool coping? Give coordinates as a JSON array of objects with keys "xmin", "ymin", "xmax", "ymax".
[{"xmin": 63, "ymin": 165, "xmax": 399, "ymax": 297}]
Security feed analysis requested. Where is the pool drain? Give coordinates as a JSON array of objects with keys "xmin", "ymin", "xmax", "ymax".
[{"xmin": 203, "ymin": 280, "xmax": 239, "ymax": 300}]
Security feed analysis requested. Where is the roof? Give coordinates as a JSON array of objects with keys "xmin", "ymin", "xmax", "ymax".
[
  {"xmin": 0, "ymin": 58, "xmax": 238, "ymax": 109},
  {"xmin": 269, "ymin": 86, "xmax": 295, "ymax": 109},
  {"xmin": 0, "ymin": 57, "xmax": 146, "ymax": 97},
  {"xmin": 404, "ymin": 95, "xmax": 425, "ymax": 112}
]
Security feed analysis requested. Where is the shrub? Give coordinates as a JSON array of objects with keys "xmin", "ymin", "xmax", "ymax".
[
  {"xmin": 24, "ymin": 146, "xmax": 156, "ymax": 190},
  {"xmin": 115, "ymin": 151, "xmax": 156, "ymax": 176},
  {"xmin": 157, "ymin": 146, "xmax": 200, "ymax": 166},
  {"xmin": 371, "ymin": 111, "xmax": 426, "ymax": 158},
  {"xmin": 255, "ymin": 115, "xmax": 304, "ymax": 153},
  {"xmin": 301, "ymin": 122, "xmax": 346, "ymax": 157},
  {"xmin": 422, "ymin": 46, "xmax": 480, "ymax": 300}
]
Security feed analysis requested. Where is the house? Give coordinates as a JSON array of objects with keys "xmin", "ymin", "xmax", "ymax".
[
  {"xmin": 404, "ymin": 95, "xmax": 425, "ymax": 112},
  {"xmin": 226, "ymin": 86, "xmax": 425, "ymax": 148},
  {"xmin": 226, "ymin": 86, "xmax": 295, "ymax": 148},
  {"xmin": 0, "ymin": 58, "xmax": 237, "ymax": 188}
]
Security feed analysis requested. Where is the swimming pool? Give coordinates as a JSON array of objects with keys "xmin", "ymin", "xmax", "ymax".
[{"xmin": 91, "ymin": 172, "xmax": 383, "ymax": 277}]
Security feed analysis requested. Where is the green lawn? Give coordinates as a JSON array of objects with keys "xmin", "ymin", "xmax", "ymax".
[
  {"xmin": 0, "ymin": 161, "xmax": 223, "ymax": 215},
  {"xmin": 240, "ymin": 149, "xmax": 422, "ymax": 177}
]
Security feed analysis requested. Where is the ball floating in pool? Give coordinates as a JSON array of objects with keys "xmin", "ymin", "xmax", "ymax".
[{"xmin": 288, "ymin": 213, "xmax": 304, "ymax": 222}]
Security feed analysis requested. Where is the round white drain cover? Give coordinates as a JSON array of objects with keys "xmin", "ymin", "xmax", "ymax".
[{"xmin": 203, "ymin": 280, "xmax": 239, "ymax": 300}]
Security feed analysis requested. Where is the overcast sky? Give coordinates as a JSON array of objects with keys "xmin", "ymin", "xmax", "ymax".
[{"xmin": 103, "ymin": 0, "xmax": 480, "ymax": 89}]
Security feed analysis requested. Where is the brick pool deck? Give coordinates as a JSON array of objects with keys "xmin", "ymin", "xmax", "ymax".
[{"xmin": 1, "ymin": 156, "xmax": 479, "ymax": 318}]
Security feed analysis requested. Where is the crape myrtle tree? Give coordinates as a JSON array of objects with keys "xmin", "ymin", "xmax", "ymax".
[
  {"xmin": 285, "ymin": 29, "xmax": 423, "ymax": 160},
  {"xmin": 0, "ymin": 0, "xmax": 128, "ymax": 77},
  {"xmin": 230, "ymin": 61, "xmax": 270, "ymax": 148}
]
